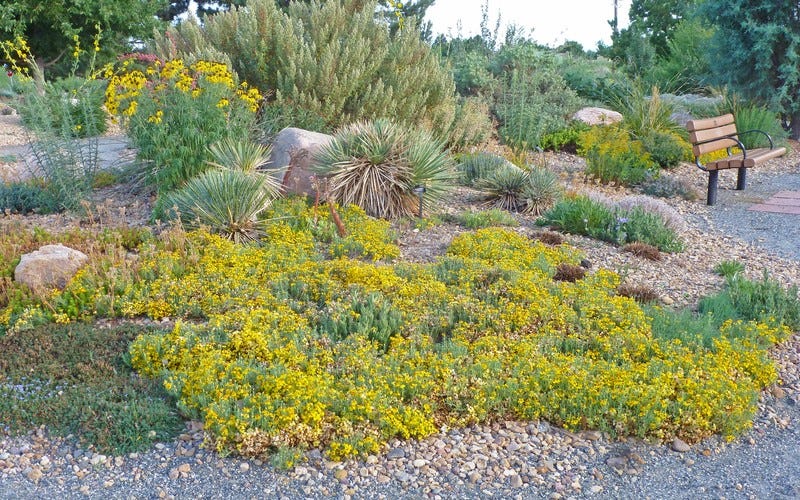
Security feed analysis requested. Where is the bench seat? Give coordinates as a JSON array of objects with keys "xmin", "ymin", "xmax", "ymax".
[{"xmin": 705, "ymin": 146, "xmax": 787, "ymax": 170}]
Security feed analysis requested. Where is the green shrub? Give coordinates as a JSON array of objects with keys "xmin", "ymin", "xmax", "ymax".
[
  {"xmin": 445, "ymin": 96, "xmax": 494, "ymax": 151},
  {"xmin": 700, "ymin": 273, "xmax": 800, "ymax": 331},
  {"xmin": 107, "ymin": 58, "xmax": 261, "ymax": 193},
  {"xmin": 579, "ymin": 125, "xmax": 657, "ymax": 185},
  {"xmin": 540, "ymin": 195, "xmax": 683, "ymax": 252},
  {"xmin": 162, "ymin": 168, "xmax": 280, "ymax": 243},
  {"xmin": 0, "ymin": 180, "xmax": 58, "ymax": 214},
  {"xmin": 155, "ymin": 0, "xmax": 458, "ymax": 143},
  {"xmin": 639, "ymin": 130, "xmax": 692, "ymax": 168},
  {"xmin": 496, "ymin": 67, "xmax": 583, "ymax": 151},
  {"xmin": 734, "ymin": 105, "xmax": 788, "ymax": 150},
  {"xmin": 615, "ymin": 84, "xmax": 684, "ymax": 138},
  {"xmin": 539, "ymin": 121, "xmax": 590, "ymax": 153},
  {"xmin": 457, "ymin": 152, "xmax": 514, "ymax": 186},
  {"xmin": 457, "ymin": 208, "xmax": 519, "ymax": 229},
  {"xmin": 18, "ymin": 76, "xmax": 107, "ymax": 139},
  {"xmin": 311, "ymin": 119, "xmax": 453, "ymax": 219}
]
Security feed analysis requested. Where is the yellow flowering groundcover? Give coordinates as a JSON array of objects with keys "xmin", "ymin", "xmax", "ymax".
[
  {"xmin": 0, "ymin": 203, "xmax": 787, "ymax": 462},
  {"xmin": 116, "ymin": 213, "xmax": 784, "ymax": 460}
]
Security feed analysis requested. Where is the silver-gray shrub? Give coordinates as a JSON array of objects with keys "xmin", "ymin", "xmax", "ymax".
[{"xmin": 153, "ymin": 0, "xmax": 461, "ymax": 145}]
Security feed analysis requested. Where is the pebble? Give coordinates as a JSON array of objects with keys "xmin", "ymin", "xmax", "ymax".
[
  {"xmin": 671, "ymin": 438, "xmax": 691, "ymax": 453},
  {"xmin": 386, "ymin": 448, "xmax": 405, "ymax": 460}
]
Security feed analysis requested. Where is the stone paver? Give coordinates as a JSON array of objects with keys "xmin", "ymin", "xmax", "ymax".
[{"xmin": 748, "ymin": 190, "xmax": 800, "ymax": 214}]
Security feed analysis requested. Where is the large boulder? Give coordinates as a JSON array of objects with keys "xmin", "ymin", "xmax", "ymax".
[
  {"xmin": 14, "ymin": 244, "xmax": 88, "ymax": 292},
  {"xmin": 267, "ymin": 127, "xmax": 334, "ymax": 196},
  {"xmin": 572, "ymin": 107, "xmax": 623, "ymax": 126}
]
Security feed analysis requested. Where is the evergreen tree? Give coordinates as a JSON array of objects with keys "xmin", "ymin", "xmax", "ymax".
[{"xmin": 701, "ymin": 0, "xmax": 800, "ymax": 138}]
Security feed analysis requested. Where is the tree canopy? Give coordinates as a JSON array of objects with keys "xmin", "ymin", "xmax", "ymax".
[
  {"xmin": 0, "ymin": 0, "xmax": 165, "ymax": 75},
  {"xmin": 701, "ymin": 0, "xmax": 800, "ymax": 138}
]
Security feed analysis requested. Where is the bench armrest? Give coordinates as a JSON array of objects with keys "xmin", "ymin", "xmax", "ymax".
[
  {"xmin": 737, "ymin": 129, "xmax": 776, "ymax": 149},
  {"xmin": 693, "ymin": 133, "xmax": 747, "ymax": 170}
]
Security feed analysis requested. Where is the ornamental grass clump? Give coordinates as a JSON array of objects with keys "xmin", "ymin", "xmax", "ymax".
[{"xmin": 311, "ymin": 119, "xmax": 453, "ymax": 219}]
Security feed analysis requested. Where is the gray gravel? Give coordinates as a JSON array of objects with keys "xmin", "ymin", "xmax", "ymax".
[{"xmin": 688, "ymin": 171, "xmax": 800, "ymax": 262}]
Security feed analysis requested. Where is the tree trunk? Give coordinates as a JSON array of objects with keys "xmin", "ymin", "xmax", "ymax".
[{"xmin": 792, "ymin": 111, "xmax": 800, "ymax": 140}]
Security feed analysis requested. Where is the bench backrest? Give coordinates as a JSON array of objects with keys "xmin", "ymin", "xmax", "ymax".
[{"xmin": 685, "ymin": 114, "xmax": 739, "ymax": 157}]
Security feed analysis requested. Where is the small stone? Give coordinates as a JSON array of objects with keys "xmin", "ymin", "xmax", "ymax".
[
  {"xmin": 510, "ymin": 474, "xmax": 523, "ymax": 488},
  {"xmin": 771, "ymin": 386, "xmax": 787, "ymax": 399},
  {"xmin": 386, "ymin": 448, "xmax": 405, "ymax": 460},
  {"xmin": 169, "ymin": 468, "xmax": 180, "ymax": 480},
  {"xmin": 26, "ymin": 467, "xmax": 43, "ymax": 483},
  {"xmin": 685, "ymin": 459, "xmax": 695, "ymax": 466},
  {"xmin": 607, "ymin": 456, "xmax": 627, "ymax": 470},
  {"xmin": 114, "ymin": 456, "xmax": 124, "ymax": 467},
  {"xmin": 39, "ymin": 456, "xmax": 51, "ymax": 467},
  {"xmin": 366, "ymin": 455, "xmax": 379, "ymax": 465},
  {"xmin": 178, "ymin": 463, "xmax": 191, "ymax": 474},
  {"xmin": 590, "ymin": 485, "xmax": 603, "ymax": 494},
  {"xmin": 79, "ymin": 485, "xmax": 90, "ymax": 495},
  {"xmin": 469, "ymin": 471, "xmax": 482, "ymax": 484},
  {"xmin": 413, "ymin": 459, "xmax": 427, "ymax": 468},
  {"xmin": 377, "ymin": 474, "xmax": 391, "ymax": 484},
  {"xmin": 702, "ymin": 449, "xmax": 712, "ymax": 457},
  {"xmin": 334, "ymin": 469, "xmax": 348, "ymax": 481},
  {"xmin": 671, "ymin": 438, "xmax": 691, "ymax": 453},
  {"xmin": 583, "ymin": 431, "xmax": 602, "ymax": 441},
  {"xmin": 103, "ymin": 480, "xmax": 114, "ymax": 488},
  {"xmin": 661, "ymin": 295, "xmax": 674, "ymax": 305},
  {"xmin": 239, "ymin": 462, "xmax": 250, "ymax": 473}
]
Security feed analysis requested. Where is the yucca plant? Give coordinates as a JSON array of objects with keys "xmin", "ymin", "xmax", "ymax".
[
  {"xmin": 456, "ymin": 152, "xmax": 513, "ymax": 186},
  {"xmin": 311, "ymin": 119, "xmax": 453, "ymax": 219},
  {"xmin": 206, "ymin": 138, "xmax": 283, "ymax": 194},
  {"xmin": 476, "ymin": 164, "xmax": 529, "ymax": 212},
  {"xmin": 522, "ymin": 166, "xmax": 562, "ymax": 215},
  {"xmin": 162, "ymin": 169, "xmax": 280, "ymax": 243},
  {"xmin": 207, "ymin": 138, "xmax": 271, "ymax": 172}
]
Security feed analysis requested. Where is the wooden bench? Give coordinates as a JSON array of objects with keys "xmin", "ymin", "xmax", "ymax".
[{"xmin": 686, "ymin": 113, "xmax": 786, "ymax": 205}]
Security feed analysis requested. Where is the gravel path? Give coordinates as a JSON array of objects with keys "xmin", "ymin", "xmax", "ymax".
[{"xmin": 2, "ymin": 120, "xmax": 800, "ymax": 499}]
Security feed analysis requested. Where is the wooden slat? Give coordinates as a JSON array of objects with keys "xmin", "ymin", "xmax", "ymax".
[
  {"xmin": 686, "ymin": 113, "xmax": 735, "ymax": 132},
  {"xmin": 703, "ymin": 147, "xmax": 786, "ymax": 170},
  {"xmin": 692, "ymin": 137, "xmax": 739, "ymax": 157},
  {"xmin": 689, "ymin": 123, "xmax": 738, "ymax": 144},
  {"xmin": 742, "ymin": 147, "xmax": 787, "ymax": 167}
]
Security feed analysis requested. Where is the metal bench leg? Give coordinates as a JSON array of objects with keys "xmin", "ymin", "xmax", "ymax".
[
  {"xmin": 707, "ymin": 170, "xmax": 719, "ymax": 205},
  {"xmin": 736, "ymin": 167, "xmax": 747, "ymax": 190}
]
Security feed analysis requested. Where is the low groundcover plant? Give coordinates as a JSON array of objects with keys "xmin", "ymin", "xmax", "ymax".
[{"xmin": 0, "ymin": 206, "xmax": 791, "ymax": 464}]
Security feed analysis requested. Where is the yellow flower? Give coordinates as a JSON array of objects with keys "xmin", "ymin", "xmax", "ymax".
[{"xmin": 216, "ymin": 98, "xmax": 229, "ymax": 108}]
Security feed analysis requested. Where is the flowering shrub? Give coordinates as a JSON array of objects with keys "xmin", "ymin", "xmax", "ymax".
[
  {"xmin": 579, "ymin": 125, "xmax": 658, "ymax": 185},
  {"xmin": 105, "ymin": 57, "xmax": 263, "ymax": 193}
]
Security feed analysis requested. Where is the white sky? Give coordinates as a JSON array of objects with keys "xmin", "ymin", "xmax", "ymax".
[{"xmin": 426, "ymin": 0, "xmax": 631, "ymax": 50}]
